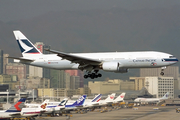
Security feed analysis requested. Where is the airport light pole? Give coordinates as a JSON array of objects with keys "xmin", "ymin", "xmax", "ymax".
[
  {"xmin": 6, "ymin": 89, "xmax": 8, "ymax": 104},
  {"xmin": 33, "ymin": 89, "xmax": 34, "ymax": 102}
]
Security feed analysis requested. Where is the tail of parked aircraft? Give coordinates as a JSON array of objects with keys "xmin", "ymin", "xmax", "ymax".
[
  {"xmin": 58, "ymin": 98, "xmax": 68, "ymax": 106},
  {"xmin": 13, "ymin": 30, "xmax": 42, "ymax": 57},
  {"xmin": 72, "ymin": 95, "xmax": 87, "ymax": 106},
  {"xmin": 161, "ymin": 92, "xmax": 170, "ymax": 100},
  {"xmin": 114, "ymin": 92, "xmax": 126, "ymax": 101},
  {"xmin": 105, "ymin": 93, "xmax": 116, "ymax": 101},
  {"xmin": 5, "ymin": 98, "xmax": 26, "ymax": 112},
  {"xmin": 91, "ymin": 94, "xmax": 102, "ymax": 102}
]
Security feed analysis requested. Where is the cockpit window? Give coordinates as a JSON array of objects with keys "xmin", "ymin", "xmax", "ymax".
[{"xmin": 169, "ymin": 56, "xmax": 176, "ymax": 58}]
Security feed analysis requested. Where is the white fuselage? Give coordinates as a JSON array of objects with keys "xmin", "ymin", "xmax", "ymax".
[
  {"xmin": 134, "ymin": 98, "xmax": 161, "ymax": 102},
  {"xmin": 20, "ymin": 51, "xmax": 177, "ymax": 70}
]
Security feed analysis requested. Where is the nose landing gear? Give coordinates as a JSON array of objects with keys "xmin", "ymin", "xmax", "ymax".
[{"xmin": 160, "ymin": 66, "xmax": 166, "ymax": 76}]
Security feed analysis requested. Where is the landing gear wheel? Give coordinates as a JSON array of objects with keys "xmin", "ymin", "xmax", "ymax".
[
  {"xmin": 160, "ymin": 72, "xmax": 164, "ymax": 76},
  {"xmin": 84, "ymin": 75, "xmax": 88, "ymax": 79},
  {"xmin": 98, "ymin": 73, "xmax": 102, "ymax": 77}
]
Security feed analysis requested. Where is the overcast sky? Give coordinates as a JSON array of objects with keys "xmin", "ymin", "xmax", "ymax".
[{"xmin": 1, "ymin": 0, "xmax": 180, "ymax": 22}]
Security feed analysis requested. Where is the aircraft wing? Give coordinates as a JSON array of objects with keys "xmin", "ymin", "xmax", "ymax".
[
  {"xmin": 45, "ymin": 49, "xmax": 102, "ymax": 66},
  {"xmin": 7, "ymin": 56, "xmax": 34, "ymax": 62},
  {"xmin": 9, "ymin": 113, "xmax": 21, "ymax": 117}
]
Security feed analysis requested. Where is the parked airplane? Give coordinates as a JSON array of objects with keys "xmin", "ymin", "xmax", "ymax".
[
  {"xmin": 0, "ymin": 98, "xmax": 26, "ymax": 119},
  {"xmin": 10, "ymin": 31, "xmax": 178, "ymax": 79},
  {"xmin": 98, "ymin": 93, "xmax": 116, "ymax": 106},
  {"xmin": 65, "ymin": 95, "xmax": 87, "ymax": 111},
  {"xmin": 24, "ymin": 98, "xmax": 68, "ymax": 117},
  {"xmin": 20, "ymin": 103, "xmax": 47, "ymax": 118},
  {"xmin": 134, "ymin": 92, "xmax": 170, "ymax": 102},
  {"xmin": 113, "ymin": 92, "xmax": 126, "ymax": 103},
  {"xmin": 76, "ymin": 94, "xmax": 102, "ymax": 109}
]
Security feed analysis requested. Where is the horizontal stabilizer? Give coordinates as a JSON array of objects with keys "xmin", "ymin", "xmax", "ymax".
[{"xmin": 7, "ymin": 56, "xmax": 34, "ymax": 62}]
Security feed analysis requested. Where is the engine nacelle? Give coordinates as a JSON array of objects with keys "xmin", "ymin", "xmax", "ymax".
[
  {"xmin": 102, "ymin": 62, "xmax": 128, "ymax": 73},
  {"xmin": 115, "ymin": 68, "xmax": 128, "ymax": 73}
]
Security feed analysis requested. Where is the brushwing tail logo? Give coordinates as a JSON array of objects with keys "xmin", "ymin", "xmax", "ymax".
[{"xmin": 18, "ymin": 38, "xmax": 33, "ymax": 54}]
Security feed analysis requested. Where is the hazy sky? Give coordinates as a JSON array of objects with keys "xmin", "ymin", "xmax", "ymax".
[{"xmin": 1, "ymin": 0, "xmax": 180, "ymax": 22}]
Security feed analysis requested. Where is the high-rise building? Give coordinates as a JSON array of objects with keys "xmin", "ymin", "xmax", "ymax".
[
  {"xmin": 140, "ymin": 66, "xmax": 179, "ymax": 90},
  {"xmin": 65, "ymin": 70, "xmax": 84, "ymax": 87},
  {"xmin": 140, "ymin": 66, "xmax": 179, "ymax": 80},
  {"xmin": 0, "ymin": 50, "xmax": 3, "ymax": 74},
  {"xmin": 70, "ymin": 76, "xmax": 80, "ymax": 89},
  {"xmin": 5, "ymin": 63, "xmax": 26, "ymax": 80},
  {"xmin": 129, "ymin": 77, "xmax": 145, "ymax": 90},
  {"xmin": 3, "ymin": 54, "xmax": 9, "ymax": 74},
  {"xmin": 144, "ymin": 77, "xmax": 174, "ymax": 98},
  {"xmin": 50, "ymin": 70, "xmax": 70, "ymax": 89}
]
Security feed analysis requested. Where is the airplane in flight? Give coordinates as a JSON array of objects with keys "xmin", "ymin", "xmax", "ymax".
[
  {"xmin": 0, "ymin": 98, "xmax": 26, "ymax": 119},
  {"xmin": 134, "ymin": 92, "xmax": 170, "ymax": 103},
  {"xmin": 10, "ymin": 31, "xmax": 178, "ymax": 79}
]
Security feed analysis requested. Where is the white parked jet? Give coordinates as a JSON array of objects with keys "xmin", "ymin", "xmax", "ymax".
[
  {"xmin": 10, "ymin": 31, "xmax": 178, "ymax": 79},
  {"xmin": 98, "ymin": 93, "xmax": 116, "ymax": 105},
  {"xmin": 24, "ymin": 98, "xmax": 68, "ymax": 117},
  {"xmin": 113, "ymin": 92, "xmax": 126, "ymax": 103},
  {"xmin": 134, "ymin": 92, "xmax": 170, "ymax": 103},
  {"xmin": 0, "ymin": 98, "xmax": 26, "ymax": 119},
  {"xmin": 76, "ymin": 94, "xmax": 102, "ymax": 109}
]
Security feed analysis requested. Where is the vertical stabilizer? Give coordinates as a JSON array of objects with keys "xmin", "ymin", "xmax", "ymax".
[
  {"xmin": 72, "ymin": 95, "xmax": 87, "ymax": 106},
  {"xmin": 58, "ymin": 98, "xmax": 68, "ymax": 106},
  {"xmin": 91, "ymin": 94, "xmax": 102, "ymax": 102},
  {"xmin": 161, "ymin": 92, "xmax": 170, "ymax": 100},
  {"xmin": 114, "ymin": 92, "xmax": 126, "ymax": 102},
  {"xmin": 105, "ymin": 93, "xmax": 116, "ymax": 101},
  {"xmin": 5, "ymin": 98, "xmax": 26, "ymax": 112},
  {"xmin": 13, "ymin": 30, "xmax": 42, "ymax": 57}
]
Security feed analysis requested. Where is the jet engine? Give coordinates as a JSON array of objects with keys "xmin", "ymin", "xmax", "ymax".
[{"xmin": 101, "ymin": 62, "xmax": 128, "ymax": 73}]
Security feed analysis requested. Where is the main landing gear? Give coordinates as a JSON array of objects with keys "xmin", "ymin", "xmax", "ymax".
[{"xmin": 84, "ymin": 70, "xmax": 102, "ymax": 79}]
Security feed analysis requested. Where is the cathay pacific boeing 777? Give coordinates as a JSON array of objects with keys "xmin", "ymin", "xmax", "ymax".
[{"xmin": 9, "ymin": 31, "xmax": 178, "ymax": 79}]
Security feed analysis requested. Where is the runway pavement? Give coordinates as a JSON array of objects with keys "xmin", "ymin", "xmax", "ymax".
[{"xmin": 36, "ymin": 106, "xmax": 179, "ymax": 120}]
